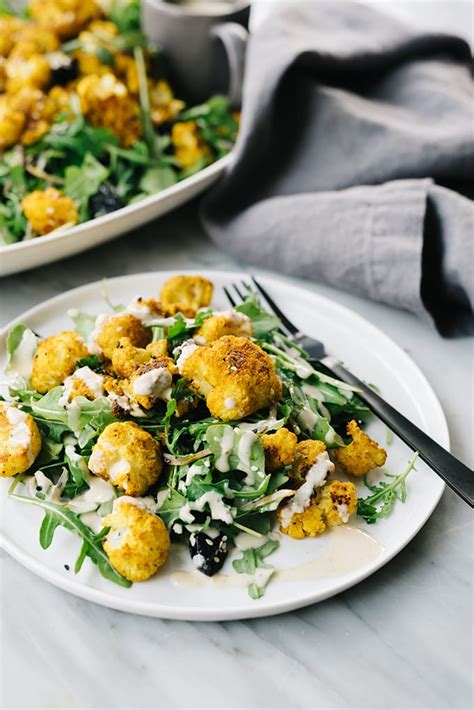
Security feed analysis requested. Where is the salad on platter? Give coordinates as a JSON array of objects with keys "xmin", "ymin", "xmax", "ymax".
[
  {"xmin": 1, "ymin": 274, "xmax": 416, "ymax": 597},
  {"xmin": 0, "ymin": 0, "xmax": 239, "ymax": 245}
]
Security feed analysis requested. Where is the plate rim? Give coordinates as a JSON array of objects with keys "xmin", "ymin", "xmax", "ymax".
[
  {"xmin": 0, "ymin": 154, "xmax": 231, "ymax": 255},
  {"xmin": 0, "ymin": 269, "xmax": 448, "ymax": 620}
]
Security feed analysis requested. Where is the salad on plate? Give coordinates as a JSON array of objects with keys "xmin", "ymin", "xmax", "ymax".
[
  {"xmin": 1, "ymin": 274, "xmax": 417, "ymax": 597},
  {"xmin": 0, "ymin": 0, "xmax": 239, "ymax": 245}
]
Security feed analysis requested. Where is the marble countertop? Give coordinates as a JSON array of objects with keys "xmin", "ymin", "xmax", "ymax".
[{"xmin": 0, "ymin": 200, "xmax": 472, "ymax": 710}]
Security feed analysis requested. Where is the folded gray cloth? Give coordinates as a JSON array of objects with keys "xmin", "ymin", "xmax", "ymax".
[{"xmin": 201, "ymin": 1, "xmax": 474, "ymax": 336}]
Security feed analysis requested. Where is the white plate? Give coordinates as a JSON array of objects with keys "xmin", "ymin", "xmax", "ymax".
[
  {"xmin": 0, "ymin": 156, "xmax": 230, "ymax": 277},
  {"xmin": 0, "ymin": 270, "xmax": 447, "ymax": 620}
]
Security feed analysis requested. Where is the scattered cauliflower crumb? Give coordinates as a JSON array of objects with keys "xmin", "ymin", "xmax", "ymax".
[
  {"xmin": 103, "ymin": 501, "xmax": 170, "ymax": 582},
  {"xmin": 262, "ymin": 428, "xmax": 297, "ymax": 472},
  {"xmin": 335, "ymin": 420, "xmax": 387, "ymax": 477},
  {"xmin": 182, "ymin": 335, "xmax": 282, "ymax": 421},
  {"xmin": 31, "ymin": 331, "xmax": 88, "ymax": 393},
  {"xmin": 88, "ymin": 421, "xmax": 162, "ymax": 496},
  {"xmin": 160, "ymin": 274, "xmax": 213, "ymax": 313},
  {"xmin": 21, "ymin": 188, "xmax": 78, "ymax": 236}
]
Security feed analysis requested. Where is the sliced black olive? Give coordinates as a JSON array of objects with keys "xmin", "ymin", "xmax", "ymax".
[
  {"xmin": 47, "ymin": 52, "xmax": 78, "ymax": 85},
  {"xmin": 90, "ymin": 183, "xmax": 123, "ymax": 218},
  {"xmin": 188, "ymin": 532, "xmax": 228, "ymax": 577}
]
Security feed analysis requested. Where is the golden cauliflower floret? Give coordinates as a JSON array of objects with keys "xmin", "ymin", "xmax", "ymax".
[
  {"xmin": 21, "ymin": 188, "xmax": 78, "ymax": 236},
  {"xmin": 111, "ymin": 337, "xmax": 152, "ymax": 378},
  {"xmin": 278, "ymin": 480, "xmax": 357, "ymax": 539},
  {"xmin": 0, "ymin": 95, "xmax": 25, "ymax": 150},
  {"xmin": 0, "ymin": 16, "xmax": 26, "ymax": 57},
  {"xmin": 171, "ymin": 121, "xmax": 210, "ymax": 168},
  {"xmin": 125, "ymin": 358, "xmax": 176, "ymax": 410},
  {"xmin": 182, "ymin": 335, "xmax": 282, "ymax": 421},
  {"xmin": 76, "ymin": 73, "xmax": 141, "ymax": 147},
  {"xmin": 149, "ymin": 80, "xmax": 185, "ymax": 126},
  {"xmin": 93, "ymin": 313, "xmax": 151, "ymax": 360},
  {"xmin": 290, "ymin": 439, "xmax": 327, "ymax": 484},
  {"xmin": 195, "ymin": 311, "xmax": 253, "ymax": 343},
  {"xmin": 5, "ymin": 54, "xmax": 51, "ymax": 94},
  {"xmin": 29, "ymin": 0, "xmax": 102, "ymax": 39},
  {"xmin": 88, "ymin": 421, "xmax": 162, "ymax": 496},
  {"xmin": 147, "ymin": 339, "xmax": 168, "ymax": 358},
  {"xmin": 318, "ymin": 480, "xmax": 358, "ymax": 528},
  {"xmin": 63, "ymin": 366, "xmax": 104, "ymax": 401},
  {"xmin": 9, "ymin": 25, "xmax": 59, "ymax": 59},
  {"xmin": 31, "ymin": 331, "xmax": 88, "ymax": 394},
  {"xmin": 103, "ymin": 501, "xmax": 170, "ymax": 582},
  {"xmin": 262, "ymin": 428, "xmax": 297, "ymax": 472},
  {"xmin": 335, "ymin": 420, "xmax": 387, "ymax": 477},
  {"xmin": 0, "ymin": 403, "xmax": 41, "ymax": 477},
  {"xmin": 160, "ymin": 274, "xmax": 213, "ymax": 312}
]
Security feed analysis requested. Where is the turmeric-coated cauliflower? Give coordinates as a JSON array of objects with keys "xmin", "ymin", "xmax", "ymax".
[
  {"xmin": 0, "ymin": 403, "xmax": 41, "ymax": 477},
  {"xmin": 90, "ymin": 313, "xmax": 151, "ymax": 360},
  {"xmin": 76, "ymin": 73, "xmax": 141, "ymax": 146},
  {"xmin": 31, "ymin": 331, "xmax": 88, "ymax": 393},
  {"xmin": 262, "ymin": 428, "xmax": 297, "ymax": 472},
  {"xmin": 103, "ymin": 500, "xmax": 170, "ymax": 582},
  {"xmin": 9, "ymin": 24, "xmax": 59, "ymax": 59},
  {"xmin": 335, "ymin": 420, "xmax": 387, "ymax": 477},
  {"xmin": 62, "ymin": 366, "xmax": 105, "ymax": 401},
  {"xmin": 195, "ymin": 310, "xmax": 253, "ymax": 343},
  {"xmin": 111, "ymin": 337, "xmax": 169, "ymax": 378},
  {"xmin": 0, "ymin": 16, "xmax": 26, "ymax": 57},
  {"xmin": 0, "ymin": 95, "xmax": 25, "ymax": 150},
  {"xmin": 171, "ymin": 121, "xmax": 210, "ymax": 168},
  {"xmin": 88, "ymin": 421, "xmax": 162, "ymax": 496},
  {"xmin": 160, "ymin": 274, "xmax": 213, "ymax": 313},
  {"xmin": 29, "ymin": 0, "xmax": 102, "ymax": 39},
  {"xmin": 21, "ymin": 188, "xmax": 78, "ymax": 235},
  {"xmin": 149, "ymin": 80, "xmax": 185, "ymax": 126},
  {"xmin": 5, "ymin": 54, "xmax": 51, "ymax": 94},
  {"xmin": 125, "ymin": 357, "xmax": 177, "ymax": 410},
  {"xmin": 290, "ymin": 439, "xmax": 327, "ymax": 484},
  {"xmin": 279, "ymin": 480, "xmax": 357, "ymax": 539},
  {"xmin": 182, "ymin": 335, "xmax": 282, "ymax": 420}
]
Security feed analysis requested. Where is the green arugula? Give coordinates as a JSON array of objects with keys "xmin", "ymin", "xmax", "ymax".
[
  {"xmin": 357, "ymin": 453, "xmax": 418, "ymax": 524},
  {"xmin": 233, "ymin": 539, "xmax": 279, "ymax": 599}
]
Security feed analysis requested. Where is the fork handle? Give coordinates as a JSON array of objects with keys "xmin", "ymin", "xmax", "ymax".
[{"xmin": 317, "ymin": 356, "xmax": 474, "ymax": 507}]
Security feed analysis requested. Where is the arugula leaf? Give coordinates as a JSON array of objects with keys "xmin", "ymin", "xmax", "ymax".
[
  {"xmin": 31, "ymin": 388, "xmax": 116, "ymax": 442},
  {"xmin": 69, "ymin": 310, "xmax": 96, "ymax": 340},
  {"xmin": 206, "ymin": 425, "xmax": 266, "ymax": 483},
  {"xmin": 235, "ymin": 294, "xmax": 280, "ymax": 338},
  {"xmin": 140, "ymin": 166, "xmax": 177, "ymax": 194},
  {"xmin": 64, "ymin": 153, "xmax": 109, "ymax": 211},
  {"xmin": 232, "ymin": 539, "xmax": 279, "ymax": 598},
  {"xmin": 10, "ymin": 493, "xmax": 131, "ymax": 587},
  {"xmin": 156, "ymin": 489, "xmax": 187, "ymax": 527},
  {"xmin": 357, "ymin": 453, "xmax": 418, "ymax": 524},
  {"xmin": 5, "ymin": 323, "xmax": 39, "ymax": 384},
  {"xmin": 76, "ymin": 354, "xmax": 102, "ymax": 370}
]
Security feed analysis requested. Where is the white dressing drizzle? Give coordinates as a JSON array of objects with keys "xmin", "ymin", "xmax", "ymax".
[{"xmin": 280, "ymin": 452, "xmax": 334, "ymax": 529}]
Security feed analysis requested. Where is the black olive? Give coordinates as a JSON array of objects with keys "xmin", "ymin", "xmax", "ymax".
[
  {"xmin": 47, "ymin": 52, "xmax": 78, "ymax": 85},
  {"xmin": 90, "ymin": 183, "xmax": 123, "ymax": 218},
  {"xmin": 188, "ymin": 532, "xmax": 228, "ymax": 577}
]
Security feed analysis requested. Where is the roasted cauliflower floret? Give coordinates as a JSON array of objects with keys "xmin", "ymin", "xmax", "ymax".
[
  {"xmin": 0, "ymin": 403, "xmax": 41, "ymax": 477},
  {"xmin": 111, "ymin": 337, "xmax": 152, "ymax": 378},
  {"xmin": 0, "ymin": 95, "xmax": 25, "ymax": 150},
  {"xmin": 0, "ymin": 16, "xmax": 26, "ymax": 57},
  {"xmin": 171, "ymin": 121, "xmax": 210, "ymax": 168},
  {"xmin": 88, "ymin": 422, "xmax": 162, "ymax": 496},
  {"xmin": 160, "ymin": 274, "xmax": 213, "ymax": 313},
  {"xmin": 31, "ymin": 331, "xmax": 88, "ymax": 393},
  {"xmin": 21, "ymin": 188, "xmax": 78, "ymax": 236},
  {"xmin": 195, "ymin": 310, "xmax": 253, "ymax": 343},
  {"xmin": 278, "ymin": 479, "xmax": 357, "ymax": 539},
  {"xmin": 262, "ymin": 428, "xmax": 297, "ymax": 472},
  {"xmin": 103, "ymin": 500, "xmax": 170, "ymax": 582},
  {"xmin": 76, "ymin": 73, "xmax": 141, "ymax": 146},
  {"xmin": 29, "ymin": 0, "xmax": 102, "ymax": 39},
  {"xmin": 90, "ymin": 313, "xmax": 151, "ymax": 360},
  {"xmin": 62, "ymin": 366, "xmax": 104, "ymax": 401},
  {"xmin": 9, "ymin": 24, "xmax": 59, "ymax": 59},
  {"xmin": 335, "ymin": 420, "xmax": 387, "ymax": 477},
  {"xmin": 290, "ymin": 439, "xmax": 327, "ymax": 484},
  {"xmin": 182, "ymin": 335, "xmax": 282, "ymax": 420},
  {"xmin": 149, "ymin": 79, "xmax": 185, "ymax": 126},
  {"xmin": 5, "ymin": 54, "xmax": 51, "ymax": 94},
  {"xmin": 125, "ymin": 358, "xmax": 176, "ymax": 410}
]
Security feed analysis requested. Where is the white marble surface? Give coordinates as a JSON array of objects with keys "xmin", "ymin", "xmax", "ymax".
[{"xmin": 0, "ymin": 200, "xmax": 473, "ymax": 710}]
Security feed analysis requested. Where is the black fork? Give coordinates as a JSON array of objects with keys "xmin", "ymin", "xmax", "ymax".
[{"xmin": 224, "ymin": 276, "xmax": 474, "ymax": 507}]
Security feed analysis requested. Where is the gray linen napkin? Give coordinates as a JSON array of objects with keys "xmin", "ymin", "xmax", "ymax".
[{"xmin": 201, "ymin": 0, "xmax": 473, "ymax": 336}]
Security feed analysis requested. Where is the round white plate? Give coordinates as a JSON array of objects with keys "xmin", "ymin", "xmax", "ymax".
[
  {"xmin": 0, "ymin": 270, "xmax": 447, "ymax": 620},
  {"xmin": 0, "ymin": 156, "xmax": 230, "ymax": 277}
]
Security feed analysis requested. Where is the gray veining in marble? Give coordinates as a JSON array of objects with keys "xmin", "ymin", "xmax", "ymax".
[{"xmin": 0, "ymin": 199, "xmax": 472, "ymax": 710}]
